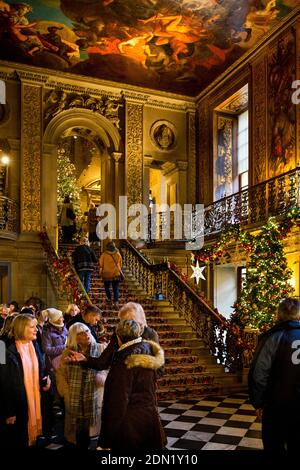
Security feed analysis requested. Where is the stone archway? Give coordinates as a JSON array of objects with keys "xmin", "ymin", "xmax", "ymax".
[{"xmin": 42, "ymin": 108, "xmax": 123, "ymax": 246}]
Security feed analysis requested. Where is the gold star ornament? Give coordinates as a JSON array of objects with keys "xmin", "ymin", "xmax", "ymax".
[{"xmin": 190, "ymin": 260, "xmax": 206, "ymax": 284}]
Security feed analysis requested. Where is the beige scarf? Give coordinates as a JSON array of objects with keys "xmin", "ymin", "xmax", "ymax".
[{"xmin": 16, "ymin": 341, "xmax": 42, "ymax": 446}]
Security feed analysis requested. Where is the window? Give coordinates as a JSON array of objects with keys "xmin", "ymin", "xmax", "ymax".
[
  {"xmin": 213, "ymin": 85, "xmax": 249, "ymax": 201},
  {"xmin": 237, "ymin": 111, "xmax": 249, "ymax": 190}
]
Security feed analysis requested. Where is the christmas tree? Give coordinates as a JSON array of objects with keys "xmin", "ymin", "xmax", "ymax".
[
  {"xmin": 57, "ymin": 144, "xmax": 81, "ymax": 214},
  {"xmin": 231, "ymin": 217, "xmax": 294, "ymax": 330}
]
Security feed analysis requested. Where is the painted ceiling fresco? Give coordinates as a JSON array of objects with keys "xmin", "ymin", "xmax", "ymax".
[{"xmin": 0, "ymin": 0, "xmax": 299, "ymax": 96}]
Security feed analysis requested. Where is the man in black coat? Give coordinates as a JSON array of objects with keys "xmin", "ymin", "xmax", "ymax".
[
  {"xmin": 248, "ymin": 298, "xmax": 300, "ymax": 452},
  {"xmin": 67, "ymin": 304, "xmax": 103, "ymax": 342},
  {"xmin": 72, "ymin": 237, "xmax": 97, "ymax": 293}
]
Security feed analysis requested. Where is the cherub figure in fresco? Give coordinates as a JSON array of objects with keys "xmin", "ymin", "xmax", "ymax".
[
  {"xmin": 139, "ymin": 13, "xmax": 207, "ymax": 64},
  {"xmin": 41, "ymin": 26, "xmax": 78, "ymax": 64},
  {"xmin": 0, "ymin": 1, "xmax": 10, "ymax": 12},
  {"xmin": 0, "ymin": 2, "xmax": 58, "ymax": 55}
]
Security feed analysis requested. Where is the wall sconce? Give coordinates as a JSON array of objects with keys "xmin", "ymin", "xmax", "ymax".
[
  {"xmin": 1, "ymin": 155, "xmax": 9, "ymax": 165},
  {"xmin": 0, "ymin": 139, "xmax": 11, "ymax": 197}
]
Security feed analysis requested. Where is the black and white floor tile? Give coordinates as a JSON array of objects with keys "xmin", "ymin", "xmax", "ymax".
[
  {"xmin": 46, "ymin": 393, "xmax": 262, "ymax": 451},
  {"xmin": 158, "ymin": 393, "xmax": 263, "ymax": 451}
]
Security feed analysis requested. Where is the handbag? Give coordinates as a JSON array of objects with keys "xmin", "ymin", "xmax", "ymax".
[
  {"xmin": 109, "ymin": 253, "xmax": 125, "ymax": 281},
  {"xmin": 66, "ymin": 207, "xmax": 76, "ymax": 220}
]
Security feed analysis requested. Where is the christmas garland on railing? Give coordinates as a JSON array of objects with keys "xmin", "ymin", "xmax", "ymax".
[
  {"xmin": 39, "ymin": 231, "xmax": 88, "ymax": 306},
  {"xmin": 194, "ymin": 207, "xmax": 300, "ymax": 331}
]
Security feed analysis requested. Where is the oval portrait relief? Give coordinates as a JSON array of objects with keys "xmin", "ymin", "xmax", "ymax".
[{"xmin": 151, "ymin": 121, "xmax": 176, "ymax": 151}]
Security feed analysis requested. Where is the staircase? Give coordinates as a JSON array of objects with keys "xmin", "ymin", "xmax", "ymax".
[
  {"xmin": 57, "ymin": 242, "xmax": 246, "ymax": 400},
  {"xmin": 142, "ymin": 240, "xmax": 191, "ymax": 275},
  {"xmin": 90, "ymin": 267, "xmax": 245, "ymax": 400}
]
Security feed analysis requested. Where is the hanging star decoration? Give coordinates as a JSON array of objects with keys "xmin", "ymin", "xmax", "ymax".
[{"xmin": 191, "ymin": 260, "xmax": 206, "ymax": 284}]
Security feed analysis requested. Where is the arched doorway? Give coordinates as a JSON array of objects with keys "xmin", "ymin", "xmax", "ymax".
[{"xmin": 43, "ymin": 108, "xmax": 123, "ymax": 246}]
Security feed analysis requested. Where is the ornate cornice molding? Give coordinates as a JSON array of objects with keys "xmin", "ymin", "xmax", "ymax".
[{"xmin": 0, "ymin": 60, "xmax": 193, "ymax": 108}]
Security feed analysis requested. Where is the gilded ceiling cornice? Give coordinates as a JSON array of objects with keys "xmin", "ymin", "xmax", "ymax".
[{"xmin": 0, "ymin": 60, "xmax": 193, "ymax": 111}]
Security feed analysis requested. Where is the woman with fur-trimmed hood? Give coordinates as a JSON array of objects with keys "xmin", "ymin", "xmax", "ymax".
[{"xmin": 97, "ymin": 319, "xmax": 166, "ymax": 451}]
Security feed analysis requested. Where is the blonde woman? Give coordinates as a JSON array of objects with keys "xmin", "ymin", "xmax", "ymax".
[
  {"xmin": 63, "ymin": 303, "xmax": 80, "ymax": 325},
  {"xmin": 57, "ymin": 322, "xmax": 107, "ymax": 448},
  {"xmin": 1, "ymin": 314, "xmax": 50, "ymax": 448}
]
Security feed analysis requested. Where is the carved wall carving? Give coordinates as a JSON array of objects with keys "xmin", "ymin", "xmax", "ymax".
[
  {"xmin": 251, "ymin": 56, "xmax": 267, "ymax": 184},
  {"xmin": 21, "ymin": 83, "xmax": 42, "ymax": 232},
  {"xmin": 126, "ymin": 102, "xmax": 143, "ymax": 207},
  {"xmin": 187, "ymin": 112, "xmax": 196, "ymax": 204},
  {"xmin": 43, "ymin": 89, "xmax": 124, "ymax": 132}
]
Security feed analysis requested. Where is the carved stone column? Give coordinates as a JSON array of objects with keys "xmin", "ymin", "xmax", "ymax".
[
  {"xmin": 187, "ymin": 111, "xmax": 196, "ymax": 204},
  {"xmin": 112, "ymin": 151, "xmax": 123, "ymax": 204},
  {"xmin": 177, "ymin": 160, "xmax": 188, "ymax": 206},
  {"xmin": 125, "ymin": 101, "xmax": 143, "ymax": 207},
  {"xmin": 42, "ymin": 143, "xmax": 57, "ymax": 248},
  {"xmin": 21, "ymin": 83, "xmax": 42, "ymax": 233},
  {"xmin": 143, "ymin": 156, "xmax": 152, "ymax": 208}
]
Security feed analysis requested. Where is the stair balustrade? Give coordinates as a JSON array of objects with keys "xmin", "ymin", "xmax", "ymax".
[
  {"xmin": 123, "ymin": 240, "xmax": 256, "ymax": 371},
  {"xmin": 39, "ymin": 229, "xmax": 92, "ymax": 306},
  {"xmin": 205, "ymin": 166, "xmax": 300, "ymax": 236},
  {"xmin": 146, "ymin": 167, "xmax": 300, "ymax": 240}
]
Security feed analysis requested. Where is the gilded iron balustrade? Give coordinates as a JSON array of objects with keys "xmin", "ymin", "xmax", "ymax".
[
  {"xmin": 122, "ymin": 240, "xmax": 254, "ymax": 370},
  {"xmin": 204, "ymin": 166, "xmax": 300, "ymax": 236},
  {"xmin": 0, "ymin": 196, "xmax": 18, "ymax": 239},
  {"xmin": 146, "ymin": 168, "xmax": 300, "ymax": 241}
]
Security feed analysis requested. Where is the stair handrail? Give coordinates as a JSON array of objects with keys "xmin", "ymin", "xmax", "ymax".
[
  {"xmin": 123, "ymin": 240, "xmax": 229, "ymax": 363},
  {"xmin": 123, "ymin": 239, "xmax": 223, "ymax": 321},
  {"xmin": 122, "ymin": 239, "xmax": 257, "ymax": 370},
  {"xmin": 39, "ymin": 229, "xmax": 92, "ymax": 306}
]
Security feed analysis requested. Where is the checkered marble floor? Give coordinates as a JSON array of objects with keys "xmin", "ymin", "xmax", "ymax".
[{"xmin": 158, "ymin": 393, "xmax": 263, "ymax": 451}]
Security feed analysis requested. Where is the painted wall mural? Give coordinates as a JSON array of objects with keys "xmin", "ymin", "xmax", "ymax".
[
  {"xmin": 268, "ymin": 32, "xmax": 296, "ymax": 177},
  {"xmin": 0, "ymin": 0, "xmax": 299, "ymax": 96},
  {"xmin": 215, "ymin": 115, "xmax": 234, "ymax": 200}
]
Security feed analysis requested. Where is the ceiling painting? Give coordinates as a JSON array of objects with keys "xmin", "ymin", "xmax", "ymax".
[{"xmin": 0, "ymin": 0, "xmax": 299, "ymax": 95}]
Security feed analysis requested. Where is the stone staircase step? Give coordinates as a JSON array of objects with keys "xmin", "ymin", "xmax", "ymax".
[
  {"xmin": 157, "ymin": 383, "xmax": 223, "ymax": 399},
  {"xmin": 58, "ymin": 241, "xmax": 242, "ymax": 400},
  {"xmin": 158, "ymin": 373, "xmax": 216, "ymax": 387}
]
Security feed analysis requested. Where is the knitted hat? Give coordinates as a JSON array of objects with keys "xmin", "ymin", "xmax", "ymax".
[{"xmin": 47, "ymin": 308, "xmax": 63, "ymax": 327}]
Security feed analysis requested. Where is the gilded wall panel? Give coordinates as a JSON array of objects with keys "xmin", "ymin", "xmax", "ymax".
[
  {"xmin": 126, "ymin": 102, "xmax": 143, "ymax": 207},
  {"xmin": 198, "ymin": 100, "xmax": 210, "ymax": 205},
  {"xmin": 252, "ymin": 56, "xmax": 267, "ymax": 184},
  {"xmin": 21, "ymin": 84, "xmax": 41, "ymax": 232},
  {"xmin": 187, "ymin": 112, "xmax": 196, "ymax": 204},
  {"xmin": 295, "ymin": 23, "xmax": 300, "ymax": 167}
]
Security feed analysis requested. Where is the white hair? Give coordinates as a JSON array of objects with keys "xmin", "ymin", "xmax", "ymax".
[
  {"xmin": 118, "ymin": 302, "xmax": 147, "ymax": 327},
  {"xmin": 66, "ymin": 322, "xmax": 96, "ymax": 351}
]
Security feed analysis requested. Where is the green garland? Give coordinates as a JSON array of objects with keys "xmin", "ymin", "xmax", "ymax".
[{"xmin": 194, "ymin": 207, "xmax": 300, "ymax": 330}]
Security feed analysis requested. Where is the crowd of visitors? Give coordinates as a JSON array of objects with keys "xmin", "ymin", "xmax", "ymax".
[{"xmin": 0, "ymin": 298, "xmax": 166, "ymax": 450}]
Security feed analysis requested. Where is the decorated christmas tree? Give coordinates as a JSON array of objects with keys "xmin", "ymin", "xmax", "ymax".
[
  {"xmin": 231, "ymin": 217, "xmax": 294, "ymax": 330},
  {"xmin": 57, "ymin": 144, "xmax": 81, "ymax": 214}
]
